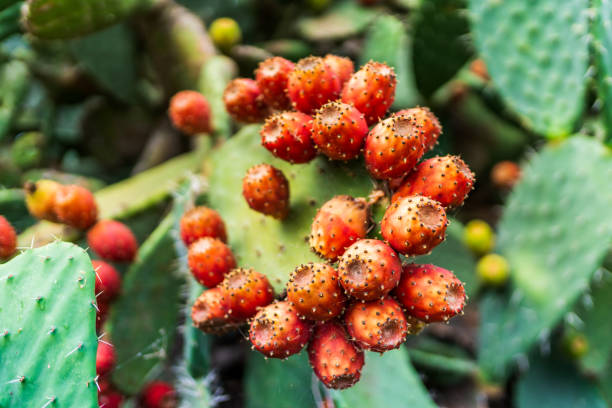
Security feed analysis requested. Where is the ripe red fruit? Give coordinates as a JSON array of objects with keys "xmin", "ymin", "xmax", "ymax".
[
  {"xmin": 168, "ymin": 90, "xmax": 211, "ymax": 135},
  {"xmin": 191, "ymin": 287, "xmax": 235, "ymax": 334},
  {"xmin": 88, "ymin": 220, "xmax": 138, "ymax": 263},
  {"xmin": 97, "ymin": 301, "xmax": 109, "ymax": 333},
  {"xmin": 287, "ymin": 56, "xmax": 342, "ymax": 114},
  {"xmin": 309, "ymin": 195, "xmax": 370, "ymax": 262},
  {"xmin": 392, "ymin": 155, "xmax": 475, "ymax": 208},
  {"xmin": 96, "ymin": 341, "xmax": 116, "ymax": 376},
  {"xmin": 312, "ymin": 101, "xmax": 368, "ymax": 160},
  {"xmin": 341, "ymin": 61, "xmax": 396, "ymax": 125},
  {"xmin": 396, "ymin": 107, "xmax": 441, "ymax": 152},
  {"xmin": 344, "ymin": 297, "xmax": 407, "ymax": 352},
  {"xmin": 491, "ymin": 160, "xmax": 521, "ymax": 190},
  {"xmin": 141, "ymin": 381, "xmax": 177, "ymax": 408},
  {"xmin": 180, "ymin": 206, "xmax": 227, "ymax": 246},
  {"xmin": 381, "ymin": 195, "xmax": 448, "ymax": 256},
  {"xmin": 308, "ymin": 320, "xmax": 365, "ymax": 389},
  {"xmin": 223, "ymin": 78, "xmax": 268, "ymax": 123},
  {"xmin": 324, "ymin": 54, "xmax": 354, "ymax": 87},
  {"xmin": 54, "ymin": 184, "xmax": 98, "ymax": 229},
  {"xmin": 188, "ymin": 237, "xmax": 236, "ymax": 288},
  {"xmin": 286, "ymin": 263, "xmax": 347, "ymax": 320},
  {"xmin": 261, "ymin": 111, "xmax": 317, "ymax": 164},
  {"xmin": 255, "ymin": 56, "xmax": 295, "ymax": 110},
  {"xmin": 337, "ymin": 239, "xmax": 402, "ymax": 300},
  {"xmin": 364, "ymin": 113, "xmax": 426, "ymax": 180},
  {"xmin": 221, "ymin": 268, "xmax": 274, "ymax": 320},
  {"xmin": 0, "ymin": 215, "xmax": 16, "ymax": 259},
  {"xmin": 394, "ymin": 263, "xmax": 466, "ymax": 322},
  {"xmin": 242, "ymin": 164, "xmax": 290, "ymax": 219},
  {"xmin": 92, "ymin": 260, "xmax": 121, "ymax": 303},
  {"xmin": 249, "ymin": 300, "xmax": 311, "ymax": 358},
  {"xmin": 98, "ymin": 389, "xmax": 123, "ymax": 408}
]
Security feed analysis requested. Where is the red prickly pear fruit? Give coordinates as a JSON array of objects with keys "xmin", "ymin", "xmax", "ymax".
[
  {"xmin": 308, "ymin": 320, "xmax": 365, "ymax": 389},
  {"xmin": 187, "ymin": 237, "xmax": 236, "ymax": 288},
  {"xmin": 255, "ymin": 56, "xmax": 295, "ymax": 110},
  {"xmin": 0, "ymin": 215, "xmax": 16, "ymax": 259},
  {"xmin": 88, "ymin": 220, "xmax": 138, "ymax": 263},
  {"xmin": 180, "ymin": 206, "xmax": 227, "ymax": 246},
  {"xmin": 249, "ymin": 300, "xmax": 312, "ymax": 358},
  {"xmin": 286, "ymin": 263, "xmax": 347, "ymax": 320},
  {"xmin": 341, "ymin": 61, "xmax": 396, "ymax": 125},
  {"xmin": 98, "ymin": 389, "xmax": 123, "ymax": 408},
  {"xmin": 191, "ymin": 287, "xmax": 235, "ymax": 334},
  {"xmin": 344, "ymin": 297, "xmax": 408, "ymax": 352},
  {"xmin": 287, "ymin": 56, "xmax": 342, "ymax": 114},
  {"xmin": 312, "ymin": 101, "xmax": 368, "ymax": 160},
  {"xmin": 381, "ymin": 195, "xmax": 448, "ymax": 256},
  {"xmin": 223, "ymin": 78, "xmax": 269, "ymax": 123},
  {"xmin": 242, "ymin": 164, "xmax": 290, "ymax": 219},
  {"xmin": 364, "ymin": 113, "xmax": 426, "ymax": 180},
  {"xmin": 491, "ymin": 160, "xmax": 522, "ymax": 190},
  {"xmin": 96, "ymin": 301, "xmax": 109, "ymax": 333},
  {"xmin": 141, "ymin": 381, "xmax": 177, "ymax": 408},
  {"xmin": 324, "ymin": 54, "xmax": 354, "ymax": 87},
  {"xmin": 96, "ymin": 340, "xmax": 116, "ymax": 376},
  {"xmin": 396, "ymin": 107, "xmax": 441, "ymax": 152},
  {"xmin": 221, "ymin": 268, "xmax": 275, "ymax": 320},
  {"xmin": 53, "ymin": 184, "xmax": 98, "ymax": 229},
  {"xmin": 261, "ymin": 111, "xmax": 317, "ymax": 164},
  {"xmin": 309, "ymin": 195, "xmax": 370, "ymax": 262},
  {"xmin": 168, "ymin": 90, "xmax": 211, "ymax": 135},
  {"xmin": 337, "ymin": 239, "xmax": 402, "ymax": 301},
  {"xmin": 24, "ymin": 180, "xmax": 61, "ymax": 222},
  {"xmin": 394, "ymin": 263, "xmax": 466, "ymax": 322},
  {"xmin": 392, "ymin": 155, "xmax": 475, "ymax": 208},
  {"xmin": 92, "ymin": 260, "xmax": 121, "ymax": 304}
]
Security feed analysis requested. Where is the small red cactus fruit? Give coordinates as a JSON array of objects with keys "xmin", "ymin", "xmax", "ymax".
[
  {"xmin": 261, "ymin": 111, "xmax": 317, "ymax": 164},
  {"xmin": 392, "ymin": 155, "xmax": 475, "ymax": 208},
  {"xmin": 141, "ymin": 381, "xmax": 177, "ymax": 408},
  {"xmin": 88, "ymin": 220, "xmax": 138, "ymax": 262},
  {"xmin": 394, "ymin": 263, "xmax": 466, "ymax": 322},
  {"xmin": 249, "ymin": 300, "xmax": 312, "ymax": 358},
  {"xmin": 92, "ymin": 260, "xmax": 121, "ymax": 303},
  {"xmin": 221, "ymin": 268, "xmax": 274, "ymax": 320},
  {"xmin": 255, "ymin": 56, "xmax": 295, "ymax": 110},
  {"xmin": 344, "ymin": 297, "xmax": 407, "ymax": 352},
  {"xmin": 187, "ymin": 237, "xmax": 236, "ymax": 288},
  {"xmin": 24, "ymin": 179, "xmax": 61, "ymax": 222},
  {"xmin": 97, "ymin": 301, "xmax": 109, "ymax": 333},
  {"xmin": 96, "ymin": 340, "xmax": 116, "ymax": 376},
  {"xmin": 168, "ymin": 90, "xmax": 211, "ymax": 135},
  {"xmin": 286, "ymin": 263, "xmax": 347, "ymax": 320},
  {"xmin": 341, "ymin": 61, "xmax": 396, "ymax": 125},
  {"xmin": 364, "ymin": 113, "xmax": 426, "ymax": 180},
  {"xmin": 491, "ymin": 160, "xmax": 522, "ymax": 190},
  {"xmin": 381, "ymin": 195, "xmax": 448, "ymax": 256},
  {"xmin": 308, "ymin": 320, "xmax": 365, "ymax": 390},
  {"xmin": 324, "ymin": 54, "xmax": 354, "ymax": 86},
  {"xmin": 98, "ymin": 389, "xmax": 123, "ymax": 408},
  {"xmin": 396, "ymin": 107, "xmax": 442, "ymax": 152},
  {"xmin": 223, "ymin": 78, "xmax": 268, "ymax": 123},
  {"xmin": 309, "ymin": 195, "xmax": 370, "ymax": 262},
  {"xmin": 287, "ymin": 56, "xmax": 342, "ymax": 114},
  {"xmin": 0, "ymin": 215, "xmax": 16, "ymax": 259},
  {"xmin": 312, "ymin": 101, "xmax": 368, "ymax": 160},
  {"xmin": 180, "ymin": 206, "xmax": 227, "ymax": 246},
  {"xmin": 242, "ymin": 164, "xmax": 290, "ymax": 219},
  {"xmin": 53, "ymin": 184, "xmax": 98, "ymax": 229},
  {"xmin": 191, "ymin": 287, "xmax": 235, "ymax": 334},
  {"xmin": 337, "ymin": 239, "xmax": 402, "ymax": 301}
]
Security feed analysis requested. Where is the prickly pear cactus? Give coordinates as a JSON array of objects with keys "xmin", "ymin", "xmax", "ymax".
[
  {"xmin": 592, "ymin": 0, "xmax": 612, "ymax": 141},
  {"xmin": 0, "ymin": 242, "xmax": 98, "ymax": 407},
  {"xmin": 197, "ymin": 56, "xmax": 237, "ymax": 139}
]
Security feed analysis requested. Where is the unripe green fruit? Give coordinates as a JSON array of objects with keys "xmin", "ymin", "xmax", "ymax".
[
  {"xmin": 463, "ymin": 219, "xmax": 495, "ymax": 255},
  {"xmin": 476, "ymin": 254, "xmax": 509, "ymax": 286},
  {"xmin": 562, "ymin": 331, "xmax": 588, "ymax": 359},
  {"xmin": 209, "ymin": 17, "xmax": 242, "ymax": 51}
]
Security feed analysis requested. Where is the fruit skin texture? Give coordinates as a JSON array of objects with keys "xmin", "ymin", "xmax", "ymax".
[
  {"xmin": 209, "ymin": 17, "xmax": 242, "ymax": 51},
  {"xmin": 396, "ymin": 107, "xmax": 442, "ymax": 152},
  {"xmin": 92, "ymin": 260, "xmax": 122, "ymax": 303},
  {"xmin": 337, "ymin": 239, "xmax": 402, "ymax": 301},
  {"xmin": 249, "ymin": 300, "xmax": 312, "ymax": 358},
  {"xmin": 24, "ymin": 179, "xmax": 61, "ymax": 222},
  {"xmin": 221, "ymin": 268, "xmax": 274, "ymax": 320},
  {"xmin": 180, "ymin": 206, "xmax": 227, "ymax": 246},
  {"xmin": 191, "ymin": 287, "xmax": 235, "ymax": 334},
  {"xmin": 223, "ymin": 78, "xmax": 268, "ymax": 123},
  {"xmin": 168, "ymin": 90, "xmax": 211, "ymax": 135},
  {"xmin": 286, "ymin": 263, "xmax": 347, "ymax": 320},
  {"xmin": 261, "ymin": 111, "xmax": 317, "ymax": 164},
  {"xmin": 255, "ymin": 56, "xmax": 295, "ymax": 110},
  {"xmin": 463, "ymin": 219, "xmax": 495, "ymax": 255},
  {"xmin": 53, "ymin": 184, "xmax": 98, "ymax": 229},
  {"xmin": 242, "ymin": 163, "xmax": 290, "ymax": 219},
  {"xmin": 98, "ymin": 390, "xmax": 123, "ymax": 408},
  {"xmin": 476, "ymin": 254, "xmax": 510, "ymax": 286},
  {"xmin": 491, "ymin": 160, "xmax": 522, "ymax": 190},
  {"xmin": 187, "ymin": 237, "xmax": 236, "ymax": 288},
  {"xmin": 394, "ymin": 263, "xmax": 466, "ymax": 322},
  {"xmin": 341, "ymin": 61, "xmax": 396, "ymax": 125},
  {"xmin": 309, "ymin": 195, "xmax": 370, "ymax": 262},
  {"xmin": 287, "ymin": 56, "xmax": 341, "ymax": 114},
  {"xmin": 364, "ymin": 113, "xmax": 425, "ymax": 180},
  {"xmin": 96, "ymin": 341, "xmax": 116, "ymax": 376},
  {"xmin": 141, "ymin": 381, "xmax": 177, "ymax": 408},
  {"xmin": 0, "ymin": 215, "xmax": 16, "ymax": 259},
  {"xmin": 324, "ymin": 54, "xmax": 354, "ymax": 86},
  {"xmin": 308, "ymin": 320, "xmax": 365, "ymax": 390},
  {"xmin": 381, "ymin": 195, "xmax": 448, "ymax": 256},
  {"xmin": 312, "ymin": 101, "xmax": 368, "ymax": 160},
  {"xmin": 344, "ymin": 297, "xmax": 407, "ymax": 352},
  {"xmin": 88, "ymin": 220, "xmax": 138, "ymax": 262}
]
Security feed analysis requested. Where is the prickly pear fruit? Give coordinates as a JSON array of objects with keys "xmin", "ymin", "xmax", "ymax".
[
  {"xmin": 223, "ymin": 78, "xmax": 268, "ymax": 123},
  {"xmin": 261, "ymin": 111, "xmax": 317, "ymax": 164},
  {"xmin": 324, "ymin": 54, "xmax": 354, "ymax": 87},
  {"xmin": 476, "ymin": 254, "xmax": 509, "ymax": 286},
  {"xmin": 209, "ymin": 17, "xmax": 242, "ymax": 51},
  {"xmin": 53, "ymin": 184, "xmax": 98, "ymax": 229},
  {"xmin": 96, "ymin": 340, "xmax": 116, "ymax": 376},
  {"xmin": 180, "ymin": 206, "xmax": 227, "ymax": 246},
  {"xmin": 463, "ymin": 219, "xmax": 495, "ymax": 255},
  {"xmin": 169, "ymin": 90, "xmax": 211, "ymax": 135},
  {"xmin": 0, "ymin": 215, "xmax": 16, "ymax": 259},
  {"xmin": 255, "ymin": 56, "xmax": 295, "ymax": 110},
  {"xmin": 24, "ymin": 179, "xmax": 61, "ymax": 222},
  {"xmin": 491, "ymin": 160, "xmax": 521, "ymax": 190},
  {"xmin": 191, "ymin": 287, "xmax": 235, "ymax": 334},
  {"xmin": 396, "ymin": 107, "xmax": 442, "ymax": 152},
  {"xmin": 92, "ymin": 260, "xmax": 121, "ymax": 304},
  {"xmin": 287, "ymin": 56, "xmax": 342, "ymax": 114},
  {"xmin": 88, "ymin": 220, "xmax": 138, "ymax": 262},
  {"xmin": 312, "ymin": 101, "xmax": 368, "ymax": 160},
  {"xmin": 221, "ymin": 268, "xmax": 275, "ymax": 320},
  {"xmin": 242, "ymin": 163, "xmax": 290, "ymax": 219},
  {"xmin": 188, "ymin": 237, "xmax": 236, "ymax": 288},
  {"xmin": 140, "ymin": 381, "xmax": 177, "ymax": 408}
]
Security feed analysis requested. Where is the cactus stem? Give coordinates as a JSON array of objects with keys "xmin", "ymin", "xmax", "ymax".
[{"xmin": 65, "ymin": 343, "xmax": 83, "ymax": 357}]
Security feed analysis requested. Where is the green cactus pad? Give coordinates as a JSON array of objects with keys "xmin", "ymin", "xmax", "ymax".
[
  {"xmin": 197, "ymin": 56, "xmax": 237, "ymax": 140},
  {"xmin": 468, "ymin": 0, "xmax": 589, "ymax": 136},
  {"xmin": 298, "ymin": 1, "xmax": 377, "ymax": 41},
  {"xmin": 0, "ymin": 241, "xmax": 97, "ymax": 407},
  {"xmin": 593, "ymin": 0, "xmax": 612, "ymax": 142},
  {"xmin": 0, "ymin": 60, "xmax": 29, "ymax": 141},
  {"xmin": 479, "ymin": 137, "xmax": 612, "ymax": 380}
]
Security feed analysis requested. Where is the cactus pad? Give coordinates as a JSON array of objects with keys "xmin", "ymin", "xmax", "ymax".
[{"xmin": 593, "ymin": 0, "xmax": 612, "ymax": 141}]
